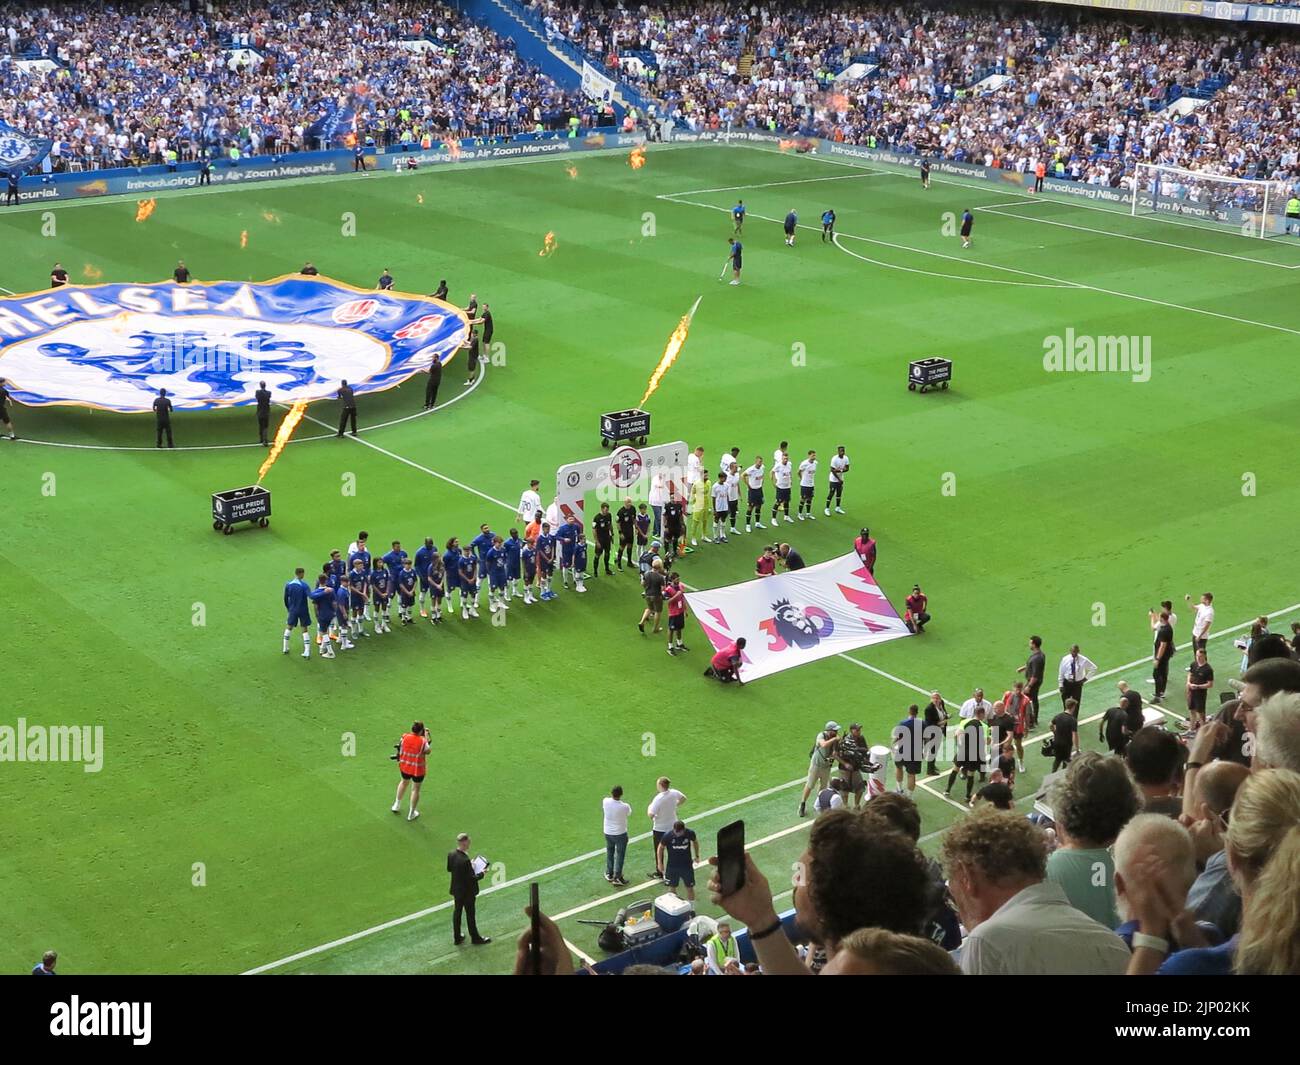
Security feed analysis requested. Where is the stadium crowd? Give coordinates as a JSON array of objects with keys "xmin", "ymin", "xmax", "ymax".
[
  {"xmin": 531, "ymin": 0, "xmax": 1300, "ymax": 187},
  {"xmin": 0, "ymin": 0, "xmax": 593, "ymax": 170}
]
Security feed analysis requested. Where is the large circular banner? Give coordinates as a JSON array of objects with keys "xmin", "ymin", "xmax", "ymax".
[{"xmin": 0, "ymin": 275, "xmax": 469, "ymax": 411}]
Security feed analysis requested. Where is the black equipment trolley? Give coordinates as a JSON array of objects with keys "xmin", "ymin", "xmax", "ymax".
[
  {"xmin": 908, "ymin": 357, "xmax": 952, "ymax": 393},
  {"xmin": 600, "ymin": 408, "xmax": 650, "ymax": 448},
  {"xmin": 212, "ymin": 485, "xmax": 272, "ymax": 535}
]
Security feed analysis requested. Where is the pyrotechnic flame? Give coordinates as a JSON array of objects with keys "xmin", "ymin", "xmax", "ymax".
[
  {"xmin": 538, "ymin": 231, "xmax": 557, "ymax": 257},
  {"xmin": 566, "ymin": 165, "xmax": 579, "ymax": 179},
  {"xmin": 135, "ymin": 198, "xmax": 157, "ymax": 222},
  {"xmin": 628, "ymin": 145, "xmax": 646, "ymax": 169},
  {"xmin": 257, "ymin": 400, "xmax": 309, "ymax": 483},
  {"xmin": 240, "ymin": 229, "xmax": 249, "ymax": 249},
  {"xmin": 639, "ymin": 295, "xmax": 702, "ymax": 407},
  {"xmin": 778, "ymin": 139, "xmax": 798, "ymax": 152},
  {"xmin": 417, "ymin": 193, "xmax": 424, "ymax": 204},
  {"xmin": 83, "ymin": 263, "xmax": 103, "ymax": 280},
  {"xmin": 445, "ymin": 137, "xmax": 462, "ymax": 161},
  {"xmin": 261, "ymin": 210, "xmax": 281, "ymax": 223}
]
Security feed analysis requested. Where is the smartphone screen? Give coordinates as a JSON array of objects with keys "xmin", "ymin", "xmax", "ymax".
[
  {"xmin": 716, "ymin": 820, "xmax": 745, "ymax": 896},
  {"xmin": 528, "ymin": 882, "xmax": 541, "ymax": 975}
]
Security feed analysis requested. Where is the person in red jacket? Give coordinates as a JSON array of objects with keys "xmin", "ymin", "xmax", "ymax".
[
  {"xmin": 704, "ymin": 638, "xmax": 747, "ymax": 684},
  {"xmin": 854, "ymin": 528, "xmax": 877, "ymax": 574},
  {"xmin": 905, "ymin": 585, "xmax": 930, "ymax": 633},
  {"xmin": 392, "ymin": 721, "xmax": 430, "ymax": 822}
]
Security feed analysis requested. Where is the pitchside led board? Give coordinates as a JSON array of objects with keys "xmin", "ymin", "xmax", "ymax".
[{"xmin": 0, "ymin": 276, "xmax": 469, "ymax": 411}]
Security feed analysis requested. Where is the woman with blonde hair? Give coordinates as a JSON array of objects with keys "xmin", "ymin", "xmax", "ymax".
[{"xmin": 1125, "ymin": 768, "xmax": 1300, "ymax": 975}]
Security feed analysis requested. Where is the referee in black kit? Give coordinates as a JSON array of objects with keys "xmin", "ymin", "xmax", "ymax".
[
  {"xmin": 255, "ymin": 381, "xmax": 272, "ymax": 445},
  {"xmin": 336, "ymin": 380, "xmax": 358, "ymax": 437}
]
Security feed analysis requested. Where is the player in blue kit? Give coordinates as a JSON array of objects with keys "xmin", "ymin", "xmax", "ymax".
[
  {"xmin": 414, "ymin": 536, "xmax": 436, "ymax": 618},
  {"xmin": 536, "ymin": 522, "xmax": 557, "ymax": 601},
  {"xmin": 426, "ymin": 549, "xmax": 447, "ymax": 624},
  {"xmin": 521, "ymin": 537, "xmax": 538, "ymax": 606},
  {"xmin": 821, "ymin": 208, "xmax": 835, "ymax": 242},
  {"xmin": 784, "ymin": 208, "xmax": 798, "ymax": 247},
  {"xmin": 332, "ymin": 581, "xmax": 355, "ymax": 650},
  {"xmin": 503, "ymin": 528, "xmax": 524, "ymax": 601},
  {"xmin": 370, "ymin": 558, "xmax": 392, "ymax": 634},
  {"xmin": 380, "ymin": 541, "xmax": 407, "ymax": 626},
  {"xmin": 728, "ymin": 237, "xmax": 742, "ymax": 286},
  {"xmin": 309, "ymin": 577, "xmax": 337, "ymax": 659},
  {"xmin": 347, "ymin": 558, "xmax": 371, "ymax": 639},
  {"xmin": 485, "ymin": 535, "xmax": 510, "ymax": 613},
  {"xmin": 347, "ymin": 539, "xmax": 373, "ymax": 622},
  {"xmin": 573, "ymin": 532, "xmax": 589, "ymax": 594},
  {"xmin": 395, "ymin": 557, "xmax": 418, "ymax": 625},
  {"xmin": 322, "ymin": 551, "xmax": 346, "ymax": 645},
  {"xmin": 282, "ymin": 567, "xmax": 313, "ymax": 657},
  {"xmin": 556, "ymin": 516, "xmax": 581, "ymax": 591},
  {"xmin": 468, "ymin": 524, "xmax": 496, "ymax": 616},
  {"xmin": 442, "ymin": 537, "xmax": 462, "ymax": 614},
  {"xmin": 732, "ymin": 199, "xmax": 745, "ymax": 235},
  {"xmin": 457, "ymin": 547, "xmax": 480, "ymax": 620}
]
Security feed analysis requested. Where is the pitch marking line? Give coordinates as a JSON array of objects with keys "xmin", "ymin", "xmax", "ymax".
[
  {"xmin": 9, "ymin": 363, "xmax": 486, "ymax": 453},
  {"xmin": 742, "ymin": 144, "xmax": 1300, "ymax": 269},
  {"xmin": 664, "ymin": 195, "xmax": 1300, "ymax": 338},
  {"xmin": 656, "ymin": 171, "xmax": 892, "ymax": 197}
]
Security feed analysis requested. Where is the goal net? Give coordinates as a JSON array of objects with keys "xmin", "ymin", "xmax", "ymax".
[{"xmin": 1131, "ymin": 163, "xmax": 1291, "ymax": 239}]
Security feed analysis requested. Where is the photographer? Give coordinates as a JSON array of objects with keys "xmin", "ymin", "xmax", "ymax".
[
  {"xmin": 392, "ymin": 722, "xmax": 430, "ymax": 823},
  {"xmin": 798, "ymin": 722, "xmax": 840, "ymax": 818},
  {"xmin": 837, "ymin": 722, "xmax": 874, "ymax": 809}
]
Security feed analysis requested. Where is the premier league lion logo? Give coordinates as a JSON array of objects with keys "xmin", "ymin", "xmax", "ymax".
[
  {"xmin": 771, "ymin": 598, "xmax": 831, "ymax": 650},
  {"xmin": 0, "ymin": 276, "xmax": 468, "ymax": 411}
]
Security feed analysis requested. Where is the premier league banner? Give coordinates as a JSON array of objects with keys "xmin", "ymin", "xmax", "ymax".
[
  {"xmin": 684, "ymin": 552, "xmax": 912, "ymax": 683},
  {"xmin": 0, "ymin": 276, "xmax": 468, "ymax": 412},
  {"xmin": 0, "ymin": 119, "xmax": 53, "ymax": 175}
]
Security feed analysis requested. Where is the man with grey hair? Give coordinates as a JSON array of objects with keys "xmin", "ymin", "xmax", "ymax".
[
  {"xmin": 1254, "ymin": 690, "xmax": 1300, "ymax": 773},
  {"xmin": 1113, "ymin": 814, "xmax": 1204, "ymax": 951}
]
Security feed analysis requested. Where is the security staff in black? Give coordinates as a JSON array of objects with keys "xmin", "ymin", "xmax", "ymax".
[
  {"xmin": 480, "ymin": 304, "xmax": 494, "ymax": 346},
  {"xmin": 423, "ymin": 357, "xmax": 442, "ymax": 410},
  {"xmin": 5, "ymin": 171, "xmax": 18, "ymax": 206},
  {"xmin": 255, "ymin": 381, "xmax": 272, "ymax": 445},
  {"xmin": 336, "ymin": 380, "xmax": 358, "ymax": 436},
  {"xmin": 153, "ymin": 388, "xmax": 174, "ymax": 448},
  {"xmin": 198, "ymin": 157, "xmax": 212, "ymax": 186}
]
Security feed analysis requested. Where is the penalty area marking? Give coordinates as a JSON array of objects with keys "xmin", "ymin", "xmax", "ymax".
[
  {"xmin": 831, "ymin": 231, "xmax": 1076, "ymax": 288},
  {"xmin": 8, "ymin": 362, "xmax": 486, "ymax": 453}
]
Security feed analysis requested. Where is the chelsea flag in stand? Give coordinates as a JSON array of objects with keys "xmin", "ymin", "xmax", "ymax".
[
  {"xmin": 0, "ymin": 275, "xmax": 469, "ymax": 412},
  {"xmin": 0, "ymin": 120, "xmax": 53, "ymax": 174},
  {"xmin": 684, "ymin": 552, "xmax": 913, "ymax": 683}
]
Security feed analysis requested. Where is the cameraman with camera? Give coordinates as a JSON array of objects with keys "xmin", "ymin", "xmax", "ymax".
[
  {"xmin": 391, "ymin": 721, "xmax": 430, "ymax": 823},
  {"xmin": 798, "ymin": 722, "xmax": 840, "ymax": 817},
  {"xmin": 837, "ymin": 723, "xmax": 875, "ymax": 809}
]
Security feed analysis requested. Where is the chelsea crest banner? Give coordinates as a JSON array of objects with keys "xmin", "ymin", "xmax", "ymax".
[
  {"xmin": 0, "ymin": 275, "xmax": 468, "ymax": 411},
  {"xmin": 0, "ymin": 120, "xmax": 53, "ymax": 174},
  {"xmin": 684, "ymin": 552, "xmax": 912, "ymax": 683}
]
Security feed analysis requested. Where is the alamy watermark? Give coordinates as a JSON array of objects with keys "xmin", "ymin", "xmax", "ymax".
[
  {"xmin": 1, "ymin": 718, "xmax": 104, "ymax": 772},
  {"xmin": 1043, "ymin": 328, "xmax": 1151, "ymax": 383}
]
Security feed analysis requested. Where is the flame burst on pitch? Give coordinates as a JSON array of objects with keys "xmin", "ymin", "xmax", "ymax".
[
  {"xmin": 83, "ymin": 264, "xmax": 103, "ymax": 280},
  {"xmin": 135, "ymin": 198, "xmax": 157, "ymax": 222},
  {"xmin": 566, "ymin": 165, "xmax": 579, "ymax": 179},
  {"xmin": 538, "ymin": 231, "xmax": 557, "ymax": 257},
  {"xmin": 417, "ymin": 193, "xmax": 425, "ymax": 204},
  {"xmin": 445, "ymin": 137, "xmax": 462, "ymax": 161},
  {"xmin": 639, "ymin": 295, "xmax": 702, "ymax": 407},
  {"xmin": 239, "ymin": 229, "xmax": 249, "ymax": 249},
  {"xmin": 258, "ymin": 400, "xmax": 309, "ymax": 483},
  {"xmin": 261, "ymin": 210, "xmax": 281, "ymax": 223},
  {"xmin": 628, "ymin": 146, "xmax": 646, "ymax": 169}
]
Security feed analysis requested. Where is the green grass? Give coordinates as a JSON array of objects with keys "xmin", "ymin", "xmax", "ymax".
[{"xmin": 2, "ymin": 144, "xmax": 1297, "ymax": 975}]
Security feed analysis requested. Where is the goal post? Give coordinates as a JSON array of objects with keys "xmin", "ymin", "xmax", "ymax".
[{"xmin": 1130, "ymin": 163, "xmax": 1291, "ymax": 239}]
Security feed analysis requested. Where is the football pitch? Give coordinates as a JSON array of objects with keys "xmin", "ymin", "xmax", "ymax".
[{"xmin": 2, "ymin": 143, "xmax": 1298, "ymax": 975}]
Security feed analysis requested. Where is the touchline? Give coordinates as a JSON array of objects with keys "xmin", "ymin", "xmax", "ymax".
[
  {"xmin": 49, "ymin": 997, "xmax": 151, "ymax": 1045},
  {"xmin": 0, "ymin": 718, "xmax": 104, "ymax": 772}
]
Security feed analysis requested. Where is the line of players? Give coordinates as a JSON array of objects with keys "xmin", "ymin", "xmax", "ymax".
[
  {"xmin": 280, "ymin": 521, "xmax": 592, "ymax": 659},
  {"xmin": 700, "ymin": 443, "xmax": 850, "ymax": 544}
]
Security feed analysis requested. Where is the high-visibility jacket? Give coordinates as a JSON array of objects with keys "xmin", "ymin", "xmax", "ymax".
[{"xmin": 399, "ymin": 732, "xmax": 428, "ymax": 775}]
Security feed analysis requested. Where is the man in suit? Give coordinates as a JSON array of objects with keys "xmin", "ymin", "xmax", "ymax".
[
  {"xmin": 447, "ymin": 833, "xmax": 491, "ymax": 946},
  {"xmin": 255, "ymin": 380, "xmax": 272, "ymax": 445}
]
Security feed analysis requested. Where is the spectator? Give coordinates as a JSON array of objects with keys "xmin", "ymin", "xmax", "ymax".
[
  {"xmin": 704, "ymin": 921, "xmax": 739, "ymax": 973},
  {"xmin": 1113, "ymin": 814, "xmax": 1212, "ymax": 954},
  {"xmin": 708, "ymin": 810, "xmax": 931, "ymax": 975},
  {"xmin": 821, "ymin": 928, "xmax": 961, "ymax": 975},
  {"xmin": 1184, "ymin": 760, "xmax": 1250, "ymax": 937},
  {"xmin": 941, "ymin": 809, "xmax": 1131, "ymax": 975},
  {"xmin": 1046, "ymin": 751, "xmax": 1141, "ymax": 928},
  {"xmin": 31, "ymin": 950, "xmax": 57, "ymax": 976},
  {"xmin": 1125, "ymin": 726, "xmax": 1185, "ymax": 817},
  {"xmin": 974, "ymin": 780, "xmax": 1015, "ymax": 811},
  {"xmin": 1254, "ymin": 691, "xmax": 1300, "ymax": 773}
]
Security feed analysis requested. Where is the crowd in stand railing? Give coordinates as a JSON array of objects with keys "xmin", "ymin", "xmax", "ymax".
[
  {"xmin": 0, "ymin": 0, "xmax": 593, "ymax": 170},
  {"xmin": 529, "ymin": 0, "xmax": 1300, "ymax": 186}
]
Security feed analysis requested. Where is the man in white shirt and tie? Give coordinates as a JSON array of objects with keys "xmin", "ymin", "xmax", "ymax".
[
  {"xmin": 517, "ymin": 479, "xmax": 542, "ymax": 525},
  {"xmin": 959, "ymin": 688, "xmax": 994, "ymax": 721},
  {"xmin": 1058, "ymin": 644, "xmax": 1098, "ymax": 713}
]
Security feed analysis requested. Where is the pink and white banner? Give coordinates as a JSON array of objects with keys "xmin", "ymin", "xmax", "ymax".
[{"xmin": 684, "ymin": 552, "xmax": 912, "ymax": 683}]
